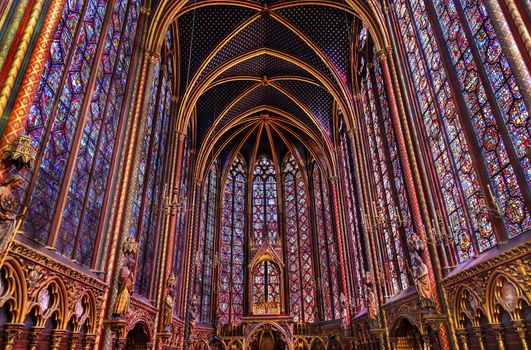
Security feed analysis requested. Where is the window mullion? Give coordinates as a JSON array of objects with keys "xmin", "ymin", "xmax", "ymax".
[
  {"xmin": 22, "ymin": 0, "xmax": 93, "ymax": 210},
  {"xmin": 45, "ymin": 0, "xmax": 121, "ymax": 247},
  {"xmin": 70, "ymin": 0, "xmax": 135, "ymax": 260}
]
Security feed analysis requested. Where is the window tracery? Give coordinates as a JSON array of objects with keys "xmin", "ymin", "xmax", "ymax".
[
  {"xmin": 252, "ymin": 155, "xmax": 279, "ymax": 246},
  {"xmin": 218, "ymin": 155, "xmax": 246, "ymax": 324},
  {"xmin": 312, "ymin": 164, "xmax": 341, "ymax": 320},
  {"xmin": 283, "ymin": 153, "xmax": 315, "ymax": 322},
  {"xmin": 20, "ymin": 0, "xmax": 141, "ymax": 267}
]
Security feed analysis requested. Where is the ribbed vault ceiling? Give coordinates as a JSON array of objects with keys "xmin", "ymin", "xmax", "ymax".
[{"xmin": 167, "ymin": 0, "xmax": 368, "ymax": 176}]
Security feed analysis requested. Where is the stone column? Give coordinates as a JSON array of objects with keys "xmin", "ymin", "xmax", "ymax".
[
  {"xmin": 490, "ymin": 324, "xmax": 506, "ymax": 350},
  {"xmin": 483, "ymin": 0, "xmax": 531, "ymax": 110},
  {"xmin": 472, "ymin": 326, "xmax": 486, "ymax": 350},
  {"xmin": 0, "ymin": 0, "xmax": 68, "ymax": 179},
  {"xmin": 2, "ymin": 324, "xmax": 22, "ymax": 350},
  {"xmin": 0, "ymin": 0, "xmax": 46, "ymax": 128},
  {"xmin": 513, "ymin": 320, "xmax": 529, "ymax": 350},
  {"xmin": 100, "ymin": 50, "xmax": 160, "ymax": 350}
]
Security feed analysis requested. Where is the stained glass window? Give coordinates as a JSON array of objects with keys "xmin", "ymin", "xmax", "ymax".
[
  {"xmin": 252, "ymin": 155, "xmax": 278, "ymax": 245},
  {"xmin": 252, "ymin": 260, "xmax": 280, "ymax": 306},
  {"xmin": 431, "ymin": 0, "xmax": 530, "ymax": 238},
  {"xmin": 173, "ymin": 129, "xmax": 192, "ymax": 316},
  {"xmin": 391, "ymin": 0, "xmax": 530, "ymax": 254},
  {"xmin": 312, "ymin": 164, "xmax": 340, "ymax": 320},
  {"xmin": 196, "ymin": 162, "xmax": 218, "ymax": 322},
  {"xmin": 283, "ymin": 154, "xmax": 316, "ymax": 322},
  {"xmin": 338, "ymin": 133, "xmax": 366, "ymax": 312},
  {"xmin": 218, "ymin": 155, "xmax": 246, "ymax": 324},
  {"xmin": 134, "ymin": 52, "xmax": 173, "ymax": 298},
  {"xmin": 359, "ymin": 64, "xmax": 409, "ymax": 295},
  {"xmin": 391, "ymin": 0, "xmax": 490, "ymax": 260},
  {"xmin": 20, "ymin": 0, "xmax": 141, "ymax": 267}
]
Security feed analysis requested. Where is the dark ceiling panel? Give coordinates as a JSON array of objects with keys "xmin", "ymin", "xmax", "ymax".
[
  {"xmin": 218, "ymin": 54, "xmax": 314, "ymax": 80},
  {"xmin": 209, "ymin": 85, "xmax": 323, "ymax": 138},
  {"xmin": 275, "ymin": 5, "xmax": 354, "ymax": 89},
  {"xmin": 196, "ymin": 80, "xmax": 258, "ymax": 141},
  {"xmin": 178, "ymin": 5, "xmax": 257, "ymax": 93},
  {"xmin": 274, "ymin": 79, "xmax": 333, "ymax": 137},
  {"xmin": 195, "ymin": 15, "xmax": 337, "ymax": 90}
]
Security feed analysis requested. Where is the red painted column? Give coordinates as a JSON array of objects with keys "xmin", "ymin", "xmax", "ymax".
[
  {"xmin": 377, "ymin": 48, "xmax": 451, "ymax": 350},
  {"xmin": 329, "ymin": 176, "xmax": 350, "ymax": 324},
  {"xmin": 0, "ymin": 0, "xmax": 67, "ymax": 179}
]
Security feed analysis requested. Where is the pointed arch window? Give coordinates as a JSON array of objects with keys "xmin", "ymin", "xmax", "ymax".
[
  {"xmin": 338, "ymin": 133, "xmax": 366, "ymax": 312},
  {"xmin": 19, "ymin": 0, "xmax": 141, "ymax": 267},
  {"xmin": 218, "ymin": 155, "xmax": 246, "ymax": 324},
  {"xmin": 359, "ymin": 59, "xmax": 410, "ymax": 295},
  {"xmin": 196, "ymin": 162, "xmax": 218, "ymax": 322},
  {"xmin": 312, "ymin": 164, "xmax": 340, "ymax": 321},
  {"xmin": 390, "ymin": 0, "xmax": 530, "ymax": 257},
  {"xmin": 132, "ymin": 48, "xmax": 174, "ymax": 298},
  {"xmin": 252, "ymin": 155, "xmax": 279, "ymax": 245},
  {"xmin": 283, "ymin": 154, "xmax": 316, "ymax": 322},
  {"xmin": 252, "ymin": 260, "xmax": 281, "ymax": 314}
]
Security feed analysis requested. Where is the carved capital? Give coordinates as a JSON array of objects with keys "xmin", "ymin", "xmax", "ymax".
[
  {"xmin": 144, "ymin": 50, "xmax": 160, "ymax": 63},
  {"xmin": 139, "ymin": 6, "xmax": 151, "ymax": 16},
  {"xmin": 513, "ymin": 320, "xmax": 527, "ymax": 340},
  {"xmin": 82, "ymin": 335, "xmax": 97, "ymax": 350},
  {"xmin": 50, "ymin": 331, "xmax": 66, "ymax": 350},
  {"xmin": 376, "ymin": 47, "xmax": 392, "ymax": 60},
  {"xmin": 3, "ymin": 324, "xmax": 23, "ymax": 348},
  {"xmin": 28, "ymin": 327, "xmax": 44, "ymax": 349}
]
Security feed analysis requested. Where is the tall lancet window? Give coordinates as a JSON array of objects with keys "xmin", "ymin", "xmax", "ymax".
[
  {"xmin": 391, "ymin": 0, "xmax": 530, "ymax": 250},
  {"xmin": 283, "ymin": 154, "xmax": 316, "ymax": 322},
  {"xmin": 196, "ymin": 162, "xmax": 218, "ymax": 322},
  {"xmin": 360, "ymin": 63, "xmax": 409, "ymax": 295},
  {"xmin": 252, "ymin": 155, "xmax": 279, "ymax": 245},
  {"xmin": 312, "ymin": 164, "xmax": 340, "ymax": 321},
  {"xmin": 252, "ymin": 260, "xmax": 281, "ymax": 314},
  {"xmin": 218, "ymin": 155, "xmax": 246, "ymax": 324},
  {"xmin": 339, "ymin": 133, "xmax": 366, "ymax": 312},
  {"xmin": 20, "ymin": 0, "xmax": 141, "ymax": 267}
]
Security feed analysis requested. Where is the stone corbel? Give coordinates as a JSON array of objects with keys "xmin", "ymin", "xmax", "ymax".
[
  {"xmin": 2, "ymin": 323, "xmax": 23, "ymax": 350},
  {"xmin": 82, "ymin": 335, "xmax": 97, "ymax": 350},
  {"xmin": 512, "ymin": 320, "xmax": 529, "ymax": 350},
  {"xmin": 27, "ymin": 326, "xmax": 44, "ymax": 350},
  {"xmin": 50, "ymin": 330, "xmax": 66, "ymax": 350}
]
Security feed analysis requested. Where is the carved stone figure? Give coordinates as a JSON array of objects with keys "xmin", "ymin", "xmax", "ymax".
[
  {"xmin": 113, "ymin": 237, "xmax": 138, "ymax": 317},
  {"xmin": 412, "ymin": 256, "xmax": 434, "ymax": 310},
  {"xmin": 364, "ymin": 273, "xmax": 380, "ymax": 328},
  {"xmin": 189, "ymin": 294, "xmax": 199, "ymax": 328},
  {"xmin": 408, "ymin": 232, "xmax": 425, "ymax": 254},
  {"xmin": 0, "ymin": 174, "xmax": 23, "ymax": 256},
  {"xmin": 163, "ymin": 274, "xmax": 177, "ymax": 331},
  {"xmin": 339, "ymin": 292, "xmax": 348, "ymax": 329}
]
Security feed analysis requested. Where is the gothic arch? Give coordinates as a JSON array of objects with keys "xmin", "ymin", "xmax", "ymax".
[
  {"xmin": 0, "ymin": 257, "xmax": 27, "ymax": 324},
  {"xmin": 29, "ymin": 277, "xmax": 68, "ymax": 330},
  {"xmin": 453, "ymin": 286, "xmax": 485, "ymax": 329},
  {"xmin": 486, "ymin": 272, "xmax": 530, "ymax": 323},
  {"xmin": 245, "ymin": 321, "xmax": 293, "ymax": 350}
]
